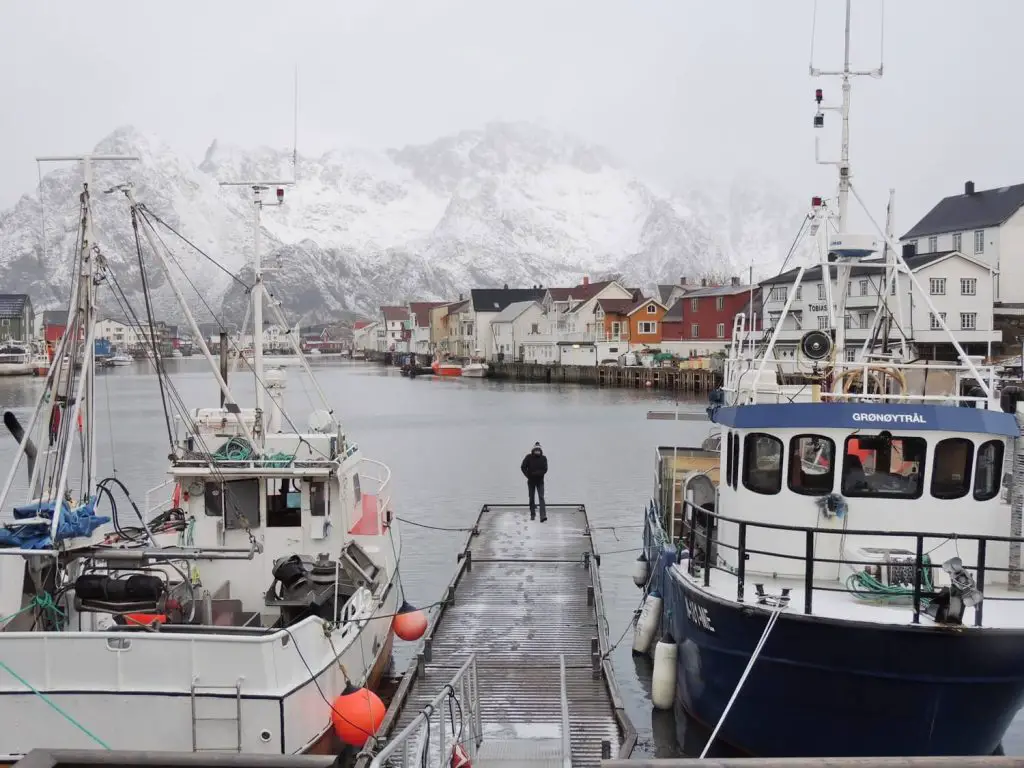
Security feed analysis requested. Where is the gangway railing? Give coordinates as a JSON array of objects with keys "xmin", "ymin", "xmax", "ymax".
[
  {"xmin": 559, "ymin": 653, "xmax": 572, "ymax": 768},
  {"xmin": 367, "ymin": 654, "xmax": 482, "ymax": 767}
]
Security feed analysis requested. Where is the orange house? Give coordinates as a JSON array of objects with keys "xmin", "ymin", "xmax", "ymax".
[{"xmin": 627, "ymin": 298, "xmax": 668, "ymax": 345}]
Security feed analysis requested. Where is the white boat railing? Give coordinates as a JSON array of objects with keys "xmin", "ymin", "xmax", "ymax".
[
  {"xmin": 367, "ymin": 653, "xmax": 482, "ymax": 767},
  {"xmin": 358, "ymin": 457, "xmax": 392, "ymax": 530},
  {"xmin": 145, "ymin": 478, "xmax": 177, "ymax": 517}
]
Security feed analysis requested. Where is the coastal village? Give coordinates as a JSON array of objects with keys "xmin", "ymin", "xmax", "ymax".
[
  {"xmin": 353, "ymin": 180, "xmax": 1024, "ymax": 371},
  {"xmin": 0, "ymin": 180, "xmax": 1021, "ymax": 381}
]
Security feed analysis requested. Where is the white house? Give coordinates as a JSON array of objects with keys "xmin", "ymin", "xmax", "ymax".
[
  {"xmin": 901, "ymin": 180, "xmax": 1024, "ymax": 304},
  {"xmin": 408, "ymin": 302, "xmax": 445, "ymax": 355},
  {"xmin": 562, "ymin": 280, "xmax": 636, "ymax": 340},
  {"xmin": 490, "ymin": 301, "xmax": 556, "ymax": 363},
  {"xmin": 380, "ymin": 306, "xmax": 410, "ymax": 354},
  {"xmin": 96, "ymin": 318, "xmax": 137, "ymax": 348},
  {"xmin": 352, "ymin": 321, "xmax": 378, "ymax": 352},
  {"xmin": 759, "ymin": 250, "xmax": 1000, "ymax": 363},
  {"xmin": 469, "ymin": 287, "xmax": 546, "ymax": 360}
]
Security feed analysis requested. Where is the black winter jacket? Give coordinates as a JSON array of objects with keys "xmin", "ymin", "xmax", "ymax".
[{"xmin": 521, "ymin": 452, "xmax": 548, "ymax": 480}]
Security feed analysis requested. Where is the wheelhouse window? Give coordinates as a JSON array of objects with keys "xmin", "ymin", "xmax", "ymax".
[
  {"xmin": 788, "ymin": 435, "xmax": 836, "ymax": 496},
  {"xmin": 267, "ymin": 478, "xmax": 302, "ymax": 527},
  {"xmin": 204, "ymin": 479, "xmax": 261, "ymax": 529},
  {"xmin": 726, "ymin": 431, "xmax": 734, "ymax": 488},
  {"xmin": 842, "ymin": 435, "xmax": 926, "ymax": 499},
  {"xmin": 930, "ymin": 438, "xmax": 974, "ymax": 500},
  {"xmin": 974, "ymin": 440, "xmax": 1004, "ymax": 501},
  {"xmin": 742, "ymin": 433, "xmax": 783, "ymax": 495}
]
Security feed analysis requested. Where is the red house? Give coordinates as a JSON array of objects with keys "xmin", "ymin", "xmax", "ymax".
[
  {"xmin": 42, "ymin": 310, "xmax": 68, "ymax": 344},
  {"xmin": 663, "ymin": 279, "xmax": 760, "ymax": 350}
]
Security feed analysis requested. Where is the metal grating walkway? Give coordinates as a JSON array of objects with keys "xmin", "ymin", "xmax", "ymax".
[{"xmin": 381, "ymin": 504, "xmax": 635, "ymax": 767}]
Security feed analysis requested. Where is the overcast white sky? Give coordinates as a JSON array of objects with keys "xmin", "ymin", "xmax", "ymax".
[{"xmin": 1, "ymin": 0, "xmax": 1021, "ymax": 233}]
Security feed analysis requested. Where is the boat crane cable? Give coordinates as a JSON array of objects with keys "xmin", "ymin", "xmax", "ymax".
[
  {"xmin": 129, "ymin": 205, "xmax": 176, "ymax": 450},
  {"xmin": 136, "ymin": 206, "xmax": 252, "ymax": 292},
  {"xmin": 699, "ymin": 605, "xmax": 784, "ymax": 760}
]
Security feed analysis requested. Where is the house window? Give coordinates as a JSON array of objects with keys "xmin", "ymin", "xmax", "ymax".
[
  {"xmin": 788, "ymin": 435, "xmax": 836, "ymax": 496},
  {"xmin": 742, "ymin": 434, "xmax": 783, "ymax": 495},
  {"xmin": 859, "ymin": 279, "xmax": 869, "ymax": 296},
  {"xmin": 716, "ymin": 296, "xmax": 724, "ymax": 310},
  {"xmin": 647, "ymin": 304, "xmax": 657, "ymax": 314},
  {"xmin": 961, "ymin": 312, "xmax": 977, "ymax": 330},
  {"xmin": 817, "ymin": 315, "xmax": 828, "ymax": 330},
  {"xmin": 974, "ymin": 230, "xmax": 985, "ymax": 254},
  {"xmin": 929, "ymin": 278, "xmax": 945, "ymax": 295},
  {"xmin": 817, "ymin": 283, "xmax": 825, "ymax": 300},
  {"xmin": 691, "ymin": 298, "xmax": 699, "ymax": 311},
  {"xmin": 858, "ymin": 311, "xmax": 869, "ymax": 329},
  {"xmin": 842, "ymin": 435, "xmax": 926, "ymax": 500},
  {"xmin": 690, "ymin": 323, "xmax": 699, "ymax": 338},
  {"xmin": 530, "ymin": 323, "xmax": 539, "ymax": 334},
  {"xmin": 961, "ymin": 278, "xmax": 977, "ymax": 295},
  {"xmin": 611, "ymin": 321, "xmax": 621, "ymax": 338},
  {"xmin": 890, "ymin": 280, "xmax": 897, "ymax": 295},
  {"xmin": 769, "ymin": 287, "xmax": 787, "ymax": 302},
  {"xmin": 927, "ymin": 236, "xmax": 938, "ymax": 252},
  {"xmin": 796, "ymin": 286, "xmax": 802, "ymax": 300},
  {"xmin": 638, "ymin": 321, "xmax": 657, "ymax": 334},
  {"xmin": 845, "ymin": 348, "xmax": 857, "ymax": 362},
  {"xmin": 931, "ymin": 438, "xmax": 974, "ymax": 500},
  {"xmin": 929, "ymin": 312, "xmax": 947, "ymax": 330},
  {"xmin": 952, "ymin": 232, "xmax": 962, "ymax": 251},
  {"xmin": 974, "ymin": 440, "xmax": 1004, "ymax": 501},
  {"xmin": 844, "ymin": 314, "xmax": 852, "ymax": 329},
  {"xmin": 716, "ymin": 323, "xmax": 725, "ymax": 338}
]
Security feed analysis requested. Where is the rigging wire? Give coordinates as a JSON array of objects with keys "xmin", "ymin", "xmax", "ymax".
[
  {"xmin": 139, "ymin": 207, "xmax": 252, "ymax": 292},
  {"xmin": 129, "ymin": 206, "xmax": 176, "ymax": 450}
]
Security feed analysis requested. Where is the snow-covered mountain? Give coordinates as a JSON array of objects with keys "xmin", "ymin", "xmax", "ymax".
[{"xmin": 0, "ymin": 122, "xmax": 810, "ymax": 325}]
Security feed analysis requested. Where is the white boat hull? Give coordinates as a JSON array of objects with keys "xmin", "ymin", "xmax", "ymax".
[
  {"xmin": 0, "ymin": 363, "xmax": 33, "ymax": 376},
  {"xmin": 462, "ymin": 363, "xmax": 489, "ymax": 378},
  {"xmin": 0, "ymin": 584, "xmax": 398, "ymax": 757}
]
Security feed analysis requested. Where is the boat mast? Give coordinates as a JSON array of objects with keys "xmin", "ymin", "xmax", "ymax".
[
  {"xmin": 812, "ymin": 0, "xmax": 883, "ymax": 357},
  {"xmin": 218, "ymin": 181, "xmax": 292, "ymax": 447}
]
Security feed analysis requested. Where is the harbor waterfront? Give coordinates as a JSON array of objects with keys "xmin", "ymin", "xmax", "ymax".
[{"xmin": 2, "ymin": 359, "xmax": 1024, "ymax": 759}]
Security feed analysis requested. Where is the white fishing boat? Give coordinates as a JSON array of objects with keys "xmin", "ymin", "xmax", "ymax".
[
  {"xmin": 461, "ymin": 352, "xmax": 489, "ymax": 379},
  {"xmin": 106, "ymin": 353, "xmax": 133, "ymax": 366},
  {"xmin": 0, "ymin": 158, "xmax": 411, "ymax": 759},
  {"xmin": 0, "ymin": 342, "xmax": 33, "ymax": 376}
]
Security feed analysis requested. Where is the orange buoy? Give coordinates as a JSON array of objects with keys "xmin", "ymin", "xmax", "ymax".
[
  {"xmin": 393, "ymin": 600, "xmax": 428, "ymax": 642},
  {"xmin": 124, "ymin": 613, "xmax": 166, "ymax": 627},
  {"xmin": 331, "ymin": 682, "xmax": 385, "ymax": 747}
]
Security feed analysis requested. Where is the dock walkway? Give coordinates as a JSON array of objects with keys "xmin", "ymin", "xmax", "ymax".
[{"xmin": 364, "ymin": 504, "xmax": 635, "ymax": 767}]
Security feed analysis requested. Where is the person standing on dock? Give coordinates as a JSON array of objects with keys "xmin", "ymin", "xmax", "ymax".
[{"xmin": 521, "ymin": 442, "xmax": 548, "ymax": 522}]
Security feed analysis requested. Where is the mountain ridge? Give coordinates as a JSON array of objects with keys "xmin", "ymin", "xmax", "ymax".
[{"xmin": 0, "ymin": 122, "xmax": 810, "ymax": 326}]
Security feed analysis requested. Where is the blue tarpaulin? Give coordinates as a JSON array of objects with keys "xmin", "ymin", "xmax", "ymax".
[{"xmin": 0, "ymin": 496, "xmax": 110, "ymax": 549}]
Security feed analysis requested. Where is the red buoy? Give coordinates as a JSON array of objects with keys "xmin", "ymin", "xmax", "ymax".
[
  {"xmin": 331, "ymin": 682, "xmax": 384, "ymax": 747},
  {"xmin": 393, "ymin": 600, "xmax": 428, "ymax": 642}
]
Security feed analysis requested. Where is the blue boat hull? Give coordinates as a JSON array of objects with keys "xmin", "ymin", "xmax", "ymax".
[{"xmin": 643, "ymin": 516, "xmax": 1024, "ymax": 757}]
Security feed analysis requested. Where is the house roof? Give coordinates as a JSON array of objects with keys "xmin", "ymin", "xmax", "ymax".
[
  {"xmin": 595, "ymin": 298, "xmax": 636, "ymax": 315},
  {"xmin": 682, "ymin": 284, "xmax": 756, "ymax": 298},
  {"xmin": 353, "ymin": 320, "xmax": 371, "ymax": 330},
  {"xmin": 409, "ymin": 301, "xmax": 447, "ymax": 328},
  {"xmin": 568, "ymin": 282, "xmax": 640, "ymax": 314},
  {"xmin": 470, "ymin": 288, "xmax": 545, "ymax": 313},
  {"xmin": 902, "ymin": 182, "xmax": 1024, "ymax": 240},
  {"xmin": 492, "ymin": 300, "xmax": 541, "ymax": 324},
  {"xmin": 446, "ymin": 299, "xmax": 471, "ymax": 314},
  {"xmin": 381, "ymin": 305, "xmax": 409, "ymax": 323},
  {"xmin": 0, "ymin": 295, "xmax": 29, "ymax": 318},
  {"xmin": 626, "ymin": 297, "xmax": 669, "ymax": 316},
  {"xmin": 42, "ymin": 310, "xmax": 68, "ymax": 326},
  {"xmin": 664, "ymin": 299, "xmax": 684, "ymax": 322},
  {"xmin": 546, "ymin": 287, "xmax": 574, "ymax": 302},
  {"xmin": 760, "ymin": 252, "xmax": 964, "ymax": 286}
]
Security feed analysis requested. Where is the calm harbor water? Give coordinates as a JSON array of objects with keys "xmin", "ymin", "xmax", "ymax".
[{"xmin": 0, "ymin": 358, "xmax": 1022, "ymax": 758}]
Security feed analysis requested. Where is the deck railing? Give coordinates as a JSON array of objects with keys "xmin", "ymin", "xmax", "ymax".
[
  {"xmin": 367, "ymin": 654, "xmax": 482, "ymax": 767},
  {"xmin": 648, "ymin": 498, "xmax": 1024, "ymax": 628}
]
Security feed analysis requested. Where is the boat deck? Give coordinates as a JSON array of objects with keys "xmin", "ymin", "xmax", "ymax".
[{"xmin": 375, "ymin": 504, "xmax": 635, "ymax": 767}]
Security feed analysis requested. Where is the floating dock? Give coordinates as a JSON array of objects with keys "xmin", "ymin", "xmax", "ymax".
[{"xmin": 358, "ymin": 503, "xmax": 635, "ymax": 767}]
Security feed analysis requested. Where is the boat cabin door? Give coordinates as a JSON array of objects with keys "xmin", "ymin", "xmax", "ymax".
[{"xmin": 677, "ymin": 471, "xmax": 717, "ymax": 564}]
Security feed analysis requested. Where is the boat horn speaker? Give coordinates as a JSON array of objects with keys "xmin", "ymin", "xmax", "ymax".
[{"xmin": 800, "ymin": 330, "xmax": 833, "ymax": 361}]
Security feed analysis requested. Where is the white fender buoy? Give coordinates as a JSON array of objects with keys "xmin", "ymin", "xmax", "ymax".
[
  {"xmin": 651, "ymin": 633, "xmax": 678, "ymax": 710},
  {"xmin": 632, "ymin": 553, "xmax": 650, "ymax": 588},
  {"xmin": 632, "ymin": 590, "xmax": 663, "ymax": 655}
]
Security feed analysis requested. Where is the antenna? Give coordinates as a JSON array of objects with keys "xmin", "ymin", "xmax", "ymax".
[{"xmin": 293, "ymin": 64, "xmax": 299, "ymax": 180}]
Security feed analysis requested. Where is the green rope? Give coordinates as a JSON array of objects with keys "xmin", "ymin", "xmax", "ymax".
[
  {"xmin": 213, "ymin": 438, "xmax": 295, "ymax": 468},
  {"xmin": 0, "ymin": 659, "xmax": 110, "ymax": 749},
  {"xmin": 0, "ymin": 593, "xmax": 65, "ymax": 629},
  {"xmin": 845, "ymin": 555, "xmax": 934, "ymax": 603}
]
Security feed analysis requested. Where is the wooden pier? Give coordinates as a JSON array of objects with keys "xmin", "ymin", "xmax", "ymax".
[
  {"xmin": 489, "ymin": 362, "xmax": 720, "ymax": 392},
  {"xmin": 362, "ymin": 504, "xmax": 635, "ymax": 767}
]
